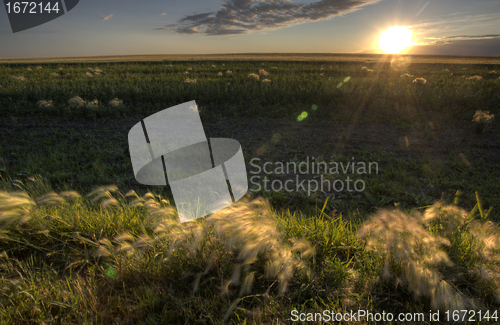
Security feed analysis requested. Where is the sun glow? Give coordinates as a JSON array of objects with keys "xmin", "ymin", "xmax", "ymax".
[{"xmin": 378, "ymin": 26, "xmax": 413, "ymax": 54}]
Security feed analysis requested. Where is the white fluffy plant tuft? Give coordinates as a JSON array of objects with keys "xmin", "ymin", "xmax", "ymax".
[
  {"xmin": 413, "ymin": 77, "xmax": 427, "ymax": 84},
  {"xmin": 86, "ymin": 99, "xmax": 100, "ymax": 109},
  {"xmin": 358, "ymin": 205, "xmax": 467, "ymax": 310},
  {"xmin": 68, "ymin": 96, "xmax": 86, "ymax": 108},
  {"xmin": 108, "ymin": 98, "xmax": 124, "ymax": 107},
  {"xmin": 258, "ymin": 69, "xmax": 269, "ymax": 77},
  {"xmin": 37, "ymin": 100, "xmax": 53, "ymax": 108},
  {"xmin": 358, "ymin": 201, "xmax": 500, "ymax": 311},
  {"xmin": 95, "ymin": 193, "xmax": 315, "ymax": 300}
]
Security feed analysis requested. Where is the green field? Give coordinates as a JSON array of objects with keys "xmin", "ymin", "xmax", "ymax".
[{"xmin": 0, "ymin": 54, "xmax": 499, "ymax": 324}]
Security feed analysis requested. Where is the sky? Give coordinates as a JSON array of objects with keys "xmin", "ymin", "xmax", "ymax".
[{"xmin": 0, "ymin": 0, "xmax": 499, "ymax": 57}]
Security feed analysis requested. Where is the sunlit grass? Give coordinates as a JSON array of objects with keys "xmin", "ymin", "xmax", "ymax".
[
  {"xmin": 472, "ymin": 110, "xmax": 495, "ymax": 133},
  {"xmin": 0, "ymin": 56, "xmax": 499, "ymax": 323},
  {"xmin": 0, "ymin": 59, "xmax": 498, "ymax": 122},
  {"xmin": 358, "ymin": 201, "xmax": 500, "ymax": 311},
  {"xmin": 0, "ymin": 179, "xmax": 317, "ymax": 323},
  {"xmin": 0, "ymin": 176, "xmax": 498, "ymax": 323}
]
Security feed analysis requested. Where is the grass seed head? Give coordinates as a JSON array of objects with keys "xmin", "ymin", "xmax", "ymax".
[
  {"xmin": 37, "ymin": 100, "xmax": 53, "ymax": 108},
  {"xmin": 467, "ymin": 75, "xmax": 483, "ymax": 80},
  {"xmin": 258, "ymin": 69, "xmax": 269, "ymax": 76},
  {"xmin": 0, "ymin": 191, "xmax": 35, "ymax": 228},
  {"xmin": 86, "ymin": 99, "xmax": 99, "ymax": 109},
  {"xmin": 472, "ymin": 110, "xmax": 494, "ymax": 124},
  {"xmin": 357, "ymin": 205, "xmax": 467, "ymax": 310},
  {"xmin": 422, "ymin": 203, "xmax": 467, "ymax": 237},
  {"xmin": 472, "ymin": 110, "xmax": 495, "ymax": 133},
  {"xmin": 413, "ymin": 77, "xmax": 427, "ymax": 84},
  {"xmin": 108, "ymin": 98, "xmax": 123, "ymax": 107},
  {"xmin": 68, "ymin": 96, "xmax": 86, "ymax": 108}
]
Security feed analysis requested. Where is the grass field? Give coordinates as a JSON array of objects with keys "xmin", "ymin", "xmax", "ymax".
[{"xmin": 0, "ymin": 54, "xmax": 499, "ymax": 324}]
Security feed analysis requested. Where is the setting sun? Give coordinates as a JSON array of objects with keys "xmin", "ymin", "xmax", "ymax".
[{"xmin": 378, "ymin": 26, "xmax": 413, "ymax": 54}]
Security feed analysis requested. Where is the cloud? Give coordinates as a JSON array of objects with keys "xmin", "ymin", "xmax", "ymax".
[
  {"xmin": 407, "ymin": 37, "xmax": 500, "ymax": 56},
  {"xmin": 411, "ymin": 13, "xmax": 500, "ymax": 38},
  {"xmin": 161, "ymin": 13, "xmax": 167, "ymax": 16},
  {"xmin": 428, "ymin": 34, "xmax": 500, "ymax": 40},
  {"xmin": 415, "ymin": 35, "xmax": 500, "ymax": 46},
  {"xmin": 359, "ymin": 38, "xmax": 500, "ymax": 55},
  {"xmin": 358, "ymin": 35, "xmax": 500, "ymax": 56},
  {"xmin": 406, "ymin": 11, "xmax": 500, "ymax": 53},
  {"xmin": 159, "ymin": 0, "xmax": 380, "ymax": 36},
  {"xmin": 100, "ymin": 14, "xmax": 113, "ymax": 21}
]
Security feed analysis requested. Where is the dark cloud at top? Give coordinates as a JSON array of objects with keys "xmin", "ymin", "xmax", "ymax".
[
  {"xmin": 159, "ymin": 0, "xmax": 380, "ymax": 36},
  {"xmin": 179, "ymin": 13, "xmax": 214, "ymax": 23}
]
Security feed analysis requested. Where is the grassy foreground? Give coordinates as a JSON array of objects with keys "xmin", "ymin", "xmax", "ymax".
[
  {"xmin": 0, "ymin": 54, "xmax": 500, "ymax": 323},
  {"xmin": 0, "ymin": 178, "xmax": 499, "ymax": 324}
]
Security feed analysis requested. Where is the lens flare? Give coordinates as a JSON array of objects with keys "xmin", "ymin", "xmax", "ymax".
[
  {"xmin": 378, "ymin": 26, "xmax": 413, "ymax": 54},
  {"xmin": 390, "ymin": 55, "xmax": 412, "ymax": 71},
  {"xmin": 298, "ymin": 111, "xmax": 308, "ymax": 121},
  {"xmin": 104, "ymin": 263, "xmax": 117, "ymax": 278}
]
